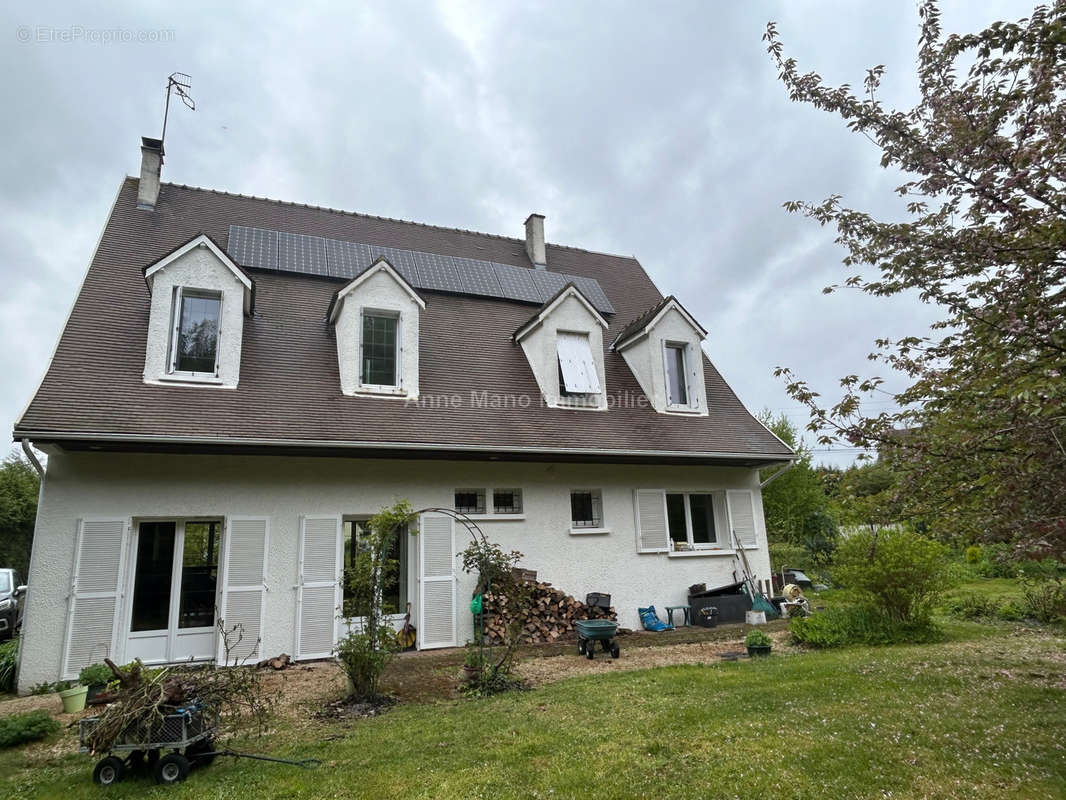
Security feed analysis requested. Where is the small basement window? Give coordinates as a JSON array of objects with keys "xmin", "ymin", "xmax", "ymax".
[
  {"xmin": 557, "ymin": 331, "xmax": 600, "ymax": 396},
  {"xmin": 361, "ymin": 311, "xmax": 399, "ymax": 387},
  {"xmin": 570, "ymin": 489, "xmax": 603, "ymax": 528},
  {"xmin": 170, "ymin": 288, "xmax": 222, "ymax": 376},
  {"xmin": 666, "ymin": 492, "xmax": 718, "ymax": 548},
  {"xmin": 454, "ymin": 489, "xmax": 486, "ymax": 515},
  {"xmin": 493, "ymin": 488, "xmax": 523, "ymax": 515}
]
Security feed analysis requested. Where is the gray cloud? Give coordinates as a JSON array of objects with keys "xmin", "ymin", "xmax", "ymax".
[{"xmin": 0, "ymin": 0, "xmax": 1035, "ymax": 466}]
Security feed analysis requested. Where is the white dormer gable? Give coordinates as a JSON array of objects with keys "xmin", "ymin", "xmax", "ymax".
[
  {"xmin": 612, "ymin": 297, "xmax": 709, "ymax": 416},
  {"xmin": 142, "ymin": 234, "xmax": 254, "ymax": 388},
  {"xmin": 513, "ymin": 284, "xmax": 609, "ymax": 411},
  {"xmin": 328, "ymin": 257, "xmax": 424, "ymax": 399}
]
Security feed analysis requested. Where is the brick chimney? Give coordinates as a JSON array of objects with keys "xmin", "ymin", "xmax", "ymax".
[
  {"xmin": 524, "ymin": 213, "xmax": 546, "ymax": 269},
  {"xmin": 137, "ymin": 136, "xmax": 164, "ymax": 210}
]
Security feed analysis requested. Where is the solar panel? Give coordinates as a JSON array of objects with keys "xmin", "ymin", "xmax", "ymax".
[
  {"xmin": 492, "ymin": 263, "xmax": 543, "ymax": 303},
  {"xmin": 455, "ymin": 257, "xmax": 503, "ymax": 297},
  {"xmin": 227, "ymin": 225, "xmax": 278, "ymax": 271},
  {"xmin": 226, "ymin": 224, "xmax": 614, "ymax": 314},
  {"xmin": 278, "ymin": 232, "xmax": 329, "ymax": 277}
]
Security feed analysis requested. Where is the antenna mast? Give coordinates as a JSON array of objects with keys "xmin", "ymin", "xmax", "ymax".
[{"xmin": 160, "ymin": 72, "xmax": 195, "ymax": 149}]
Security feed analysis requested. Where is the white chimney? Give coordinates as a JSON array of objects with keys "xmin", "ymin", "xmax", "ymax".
[
  {"xmin": 137, "ymin": 136, "xmax": 164, "ymax": 210},
  {"xmin": 524, "ymin": 213, "xmax": 546, "ymax": 269}
]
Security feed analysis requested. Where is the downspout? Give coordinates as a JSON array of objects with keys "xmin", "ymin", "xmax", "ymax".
[
  {"xmin": 759, "ymin": 460, "xmax": 795, "ymax": 490},
  {"xmin": 15, "ymin": 440, "xmax": 45, "ymax": 693},
  {"xmin": 20, "ymin": 439, "xmax": 44, "ymax": 478}
]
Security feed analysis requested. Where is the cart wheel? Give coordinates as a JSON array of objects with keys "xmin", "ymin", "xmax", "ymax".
[
  {"xmin": 577, "ymin": 639, "xmax": 585, "ymax": 655},
  {"xmin": 187, "ymin": 738, "xmax": 217, "ymax": 767},
  {"xmin": 93, "ymin": 755, "xmax": 126, "ymax": 786},
  {"xmin": 611, "ymin": 645, "xmax": 620, "ymax": 659},
  {"xmin": 154, "ymin": 753, "xmax": 191, "ymax": 785},
  {"xmin": 586, "ymin": 644, "xmax": 594, "ymax": 660}
]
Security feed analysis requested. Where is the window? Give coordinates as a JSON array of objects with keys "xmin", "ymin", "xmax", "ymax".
[
  {"xmin": 557, "ymin": 331, "xmax": 600, "ymax": 396},
  {"xmin": 361, "ymin": 311, "xmax": 399, "ymax": 387},
  {"xmin": 493, "ymin": 489, "xmax": 523, "ymax": 514},
  {"xmin": 130, "ymin": 519, "xmax": 221, "ymax": 633},
  {"xmin": 342, "ymin": 519, "xmax": 407, "ymax": 616},
  {"xmin": 454, "ymin": 489, "xmax": 486, "ymax": 515},
  {"xmin": 178, "ymin": 521, "xmax": 220, "ymax": 629},
  {"xmin": 570, "ymin": 490, "xmax": 603, "ymax": 528},
  {"xmin": 665, "ymin": 493, "xmax": 719, "ymax": 548},
  {"xmin": 170, "ymin": 289, "xmax": 222, "ymax": 375},
  {"xmin": 131, "ymin": 521, "xmax": 176, "ymax": 631},
  {"xmin": 665, "ymin": 343, "xmax": 689, "ymax": 407},
  {"xmin": 0, "ymin": 571, "xmax": 10, "ymax": 594}
]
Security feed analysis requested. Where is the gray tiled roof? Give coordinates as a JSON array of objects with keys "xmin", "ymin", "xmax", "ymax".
[{"xmin": 14, "ymin": 179, "xmax": 793, "ymax": 464}]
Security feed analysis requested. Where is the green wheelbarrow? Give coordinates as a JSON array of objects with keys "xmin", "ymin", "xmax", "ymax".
[{"xmin": 575, "ymin": 619, "xmax": 620, "ymax": 660}]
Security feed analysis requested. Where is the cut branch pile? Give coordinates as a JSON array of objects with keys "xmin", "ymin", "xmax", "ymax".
[{"xmin": 481, "ymin": 581, "xmax": 616, "ymax": 644}]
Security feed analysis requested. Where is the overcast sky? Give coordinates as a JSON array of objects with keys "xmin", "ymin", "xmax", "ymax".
[{"xmin": 0, "ymin": 1, "xmax": 1034, "ymax": 467}]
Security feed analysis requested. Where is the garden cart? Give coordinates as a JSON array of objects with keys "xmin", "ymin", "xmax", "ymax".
[{"xmin": 575, "ymin": 618, "xmax": 620, "ymax": 660}]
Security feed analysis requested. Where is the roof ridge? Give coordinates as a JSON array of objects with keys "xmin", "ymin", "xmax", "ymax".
[{"xmin": 146, "ymin": 178, "xmax": 641, "ymax": 263}]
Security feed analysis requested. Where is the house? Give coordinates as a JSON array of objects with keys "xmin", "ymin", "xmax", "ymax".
[{"xmin": 13, "ymin": 138, "xmax": 793, "ymax": 691}]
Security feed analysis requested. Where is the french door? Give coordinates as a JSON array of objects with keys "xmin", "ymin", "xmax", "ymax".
[{"xmin": 124, "ymin": 519, "xmax": 221, "ymax": 664}]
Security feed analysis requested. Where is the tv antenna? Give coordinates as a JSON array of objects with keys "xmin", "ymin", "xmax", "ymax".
[{"xmin": 160, "ymin": 72, "xmax": 195, "ymax": 149}]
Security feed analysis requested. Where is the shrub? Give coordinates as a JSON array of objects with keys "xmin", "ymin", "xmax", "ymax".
[
  {"xmin": 0, "ymin": 711, "xmax": 59, "ymax": 749},
  {"xmin": 996, "ymin": 600, "xmax": 1028, "ymax": 622},
  {"xmin": 78, "ymin": 663, "xmax": 113, "ymax": 686},
  {"xmin": 745, "ymin": 629, "xmax": 772, "ymax": 647},
  {"xmin": 790, "ymin": 605, "xmax": 942, "ymax": 648},
  {"xmin": 941, "ymin": 593, "xmax": 1000, "ymax": 621},
  {"xmin": 1021, "ymin": 579, "xmax": 1066, "ymax": 624},
  {"xmin": 28, "ymin": 681, "xmax": 72, "ymax": 695},
  {"xmin": 1016, "ymin": 558, "xmax": 1063, "ymax": 581},
  {"xmin": 965, "ymin": 545, "xmax": 984, "ymax": 564},
  {"xmin": 976, "ymin": 543, "xmax": 1019, "ymax": 578},
  {"xmin": 0, "ymin": 639, "xmax": 17, "ymax": 694},
  {"xmin": 833, "ymin": 529, "xmax": 951, "ymax": 622},
  {"xmin": 768, "ymin": 542, "xmax": 808, "ymax": 573}
]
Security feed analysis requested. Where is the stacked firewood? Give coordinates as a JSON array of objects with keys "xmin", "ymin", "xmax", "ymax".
[{"xmin": 481, "ymin": 581, "xmax": 617, "ymax": 644}]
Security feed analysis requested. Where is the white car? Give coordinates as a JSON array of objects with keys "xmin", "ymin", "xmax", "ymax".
[{"xmin": 0, "ymin": 568, "xmax": 26, "ymax": 640}]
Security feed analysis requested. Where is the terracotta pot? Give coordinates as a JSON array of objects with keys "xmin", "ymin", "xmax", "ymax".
[
  {"xmin": 746, "ymin": 645, "xmax": 772, "ymax": 658},
  {"xmin": 462, "ymin": 665, "xmax": 483, "ymax": 682}
]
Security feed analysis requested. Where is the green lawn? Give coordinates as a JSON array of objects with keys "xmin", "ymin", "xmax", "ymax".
[{"xmin": 2, "ymin": 623, "xmax": 1065, "ymax": 799}]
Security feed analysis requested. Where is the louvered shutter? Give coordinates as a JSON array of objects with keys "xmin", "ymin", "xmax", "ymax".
[
  {"xmin": 688, "ymin": 349, "xmax": 702, "ymax": 411},
  {"xmin": 418, "ymin": 512, "xmax": 456, "ymax": 649},
  {"xmin": 633, "ymin": 490, "xmax": 669, "ymax": 553},
  {"xmin": 295, "ymin": 515, "xmax": 342, "ymax": 660},
  {"xmin": 217, "ymin": 517, "xmax": 269, "ymax": 665},
  {"xmin": 557, "ymin": 332, "xmax": 601, "ymax": 393},
  {"xmin": 727, "ymin": 490, "xmax": 758, "ymax": 548},
  {"xmin": 62, "ymin": 519, "xmax": 128, "ymax": 679}
]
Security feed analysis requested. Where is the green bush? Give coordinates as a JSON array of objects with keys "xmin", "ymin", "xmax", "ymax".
[
  {"xmin": 996, "ymin": 600, "xmax": 1028, "ymax": 622},
  {"xmin": 965, "ymin": 545, "xmax": 984, "ymax": 564},
  {"xmin": 745, "ymin": 629, "xmax": 772, "ymax": 647},
  {"xmin": 941, "ymin": 593, "xmax": 1001, "ymax": 621},
  {"xmin": 78, "ymin": 663, "xmax": 113, "ymax": 686},
  {"xmin": 790, "ymin": 605, "xmax": 942, "ymax": 648},
  {"xmin": 768, "ymin": 542, "xmax": 808, "ymax": 572},
  {"xmin": 1016, "ymin": 558, "xmax": 1063, "ymax": 581},
  {"xmin": 1021, "ymin": 579, "xmax": 1066, "ymax": 623},
  {"xmin": 833, "ymin": 529, "xmax": 951, "ymax": 623},
  {"xmin": 0, "ymin": 639, "xmax": 17, "ymax": 694},
  {"xmin": 28, "ymin": 681, "xmax": 72, "ymax": 695},
  {"xmin": 0, "ymin": 710, "xmax": 59, "ymax": 749},
  {"xmin": 975, "ymin": 543, "xmax": 1019, "ymax": 578}
]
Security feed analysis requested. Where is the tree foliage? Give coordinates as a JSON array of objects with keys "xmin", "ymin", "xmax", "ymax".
[
  {"xmin": 0, "ymin": 451, "xmax": 39, "ymax": 577},
  {"xmin": 765, "ymin": 2, "xmax": 1066, "ymax": 553},
  {"xmin": 757, "ymin": 411, "xmax": 828, "ymax": 544}
]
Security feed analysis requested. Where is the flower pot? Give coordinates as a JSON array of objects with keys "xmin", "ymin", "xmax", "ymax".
[
  {"xmin": 746, "ymin": 645, "xmax": 772, "ymax": 658},
  {"xmin": 59, "ymin": 684, "xmax": 88, "ymax": 713},
  {"xmin": 85, "ymin": 683, "xmax": 108, "ymax": 704},
  {"xmin": 462, "ymin": 665, "xmax": 482, "ymax": 683}
]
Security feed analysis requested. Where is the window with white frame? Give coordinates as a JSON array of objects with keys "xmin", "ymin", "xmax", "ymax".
[
  {"xmin": 570, "ymin": 489, "xmax": 603, "ymax": 528},
  {"xmin": 361, "ymin": 310, "xmax": 400, "ymax": 387},
  {"xmin": 492, "ymin": 488, "xmax": 523, "ymax": 514},
  {"xmin": 454, "ymin": 488, "xmax": 486, "ymax": 515},
  {"xmin": 169, "ymin": 289, "xmax": 222, "ymax": 376},
  {"xmin": 665, "ymin": 492, "xmax": 718, "ymax": 548},
  {"xmin": 557, "ymin": 331, "xmax": 601, "ymax": 398},
  {"xmin": 664, "ymin": 342, "xmax": 690, "ymax": 408}
]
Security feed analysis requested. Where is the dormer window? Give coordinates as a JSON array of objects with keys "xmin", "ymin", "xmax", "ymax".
[
  {"xmin": 361, "ymin": 311, "xmax": 400, "ymax": 388},
  {"xmin": 664, "ymin": 342, "xmax": 689, "ymax": 408},
  {"xmin": 557, "ymin": 331, "xmax": 601, "ymax": 398},
  {"xmin": 170, "ymin": 289, "xmax": 222, "ymax": 376}
]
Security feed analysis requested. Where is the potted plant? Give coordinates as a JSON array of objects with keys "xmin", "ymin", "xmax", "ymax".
[
  {"xmin": 58, "ymin": 682, "xmax": 89, "ymax": 713},
  {"xmin": 462, "ymin": 642, "xmax": 484, "ymax": 683},
  {"xmin": 78, "ymin": 663, "xmax": 113, "ymax": 704},
  {"xmin": 745, "ymin": 629, "xmax": 772, "ymax": 657}
]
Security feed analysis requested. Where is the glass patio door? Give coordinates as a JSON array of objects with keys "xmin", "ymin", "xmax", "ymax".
[{"xmin": 125, "ymin": 519, "xmax": 221, "ymax": 664}]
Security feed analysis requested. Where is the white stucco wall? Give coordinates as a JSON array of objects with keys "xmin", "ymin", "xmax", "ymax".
[
  {"xmin": 619, "ymin": 307, "xmax": 708, "ymax": 415},
  {"xmin": 17, "ymin": 450, "xmax": 770, "ymax": 692},
  {"xmin": 143, "ymin": 244, "xmax": 247, "ymax": 388},
  {"xmin": 517, "ymin": 293, "xmax": 608, "ymax": 409},
  {"xmin": 334, "ymin": 269, "xmax": 422, "ymax": 398}
]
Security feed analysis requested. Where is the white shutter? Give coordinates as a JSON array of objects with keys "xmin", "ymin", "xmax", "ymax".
[
  {"xmin": 688, "ymin": 348, "xmax": 702, "ymax": 410},
  {"xmin": 633, "ymin": 490, "xmax": 669, "ymax": 553},
  {"xmin": 62, "ymin": 519, "xmax": 128, "ymax": 679},
  {"xmin": 295, "ymin": 515, "xmax": 342, "ymax": 660},
  {"xmin": 217, "ymin": 517, "xmax": 269, "ymax": 665},
  {"xmin": 418, "ymin": 512, "xmax": 456, "ymax": 649},
  {"xmin": 727, "ymin": 490, "xmax": 757, "ymax": 548},
  {"xmin": 557, "ymin": 332, "xmax": 601, "ymax": 393}
]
